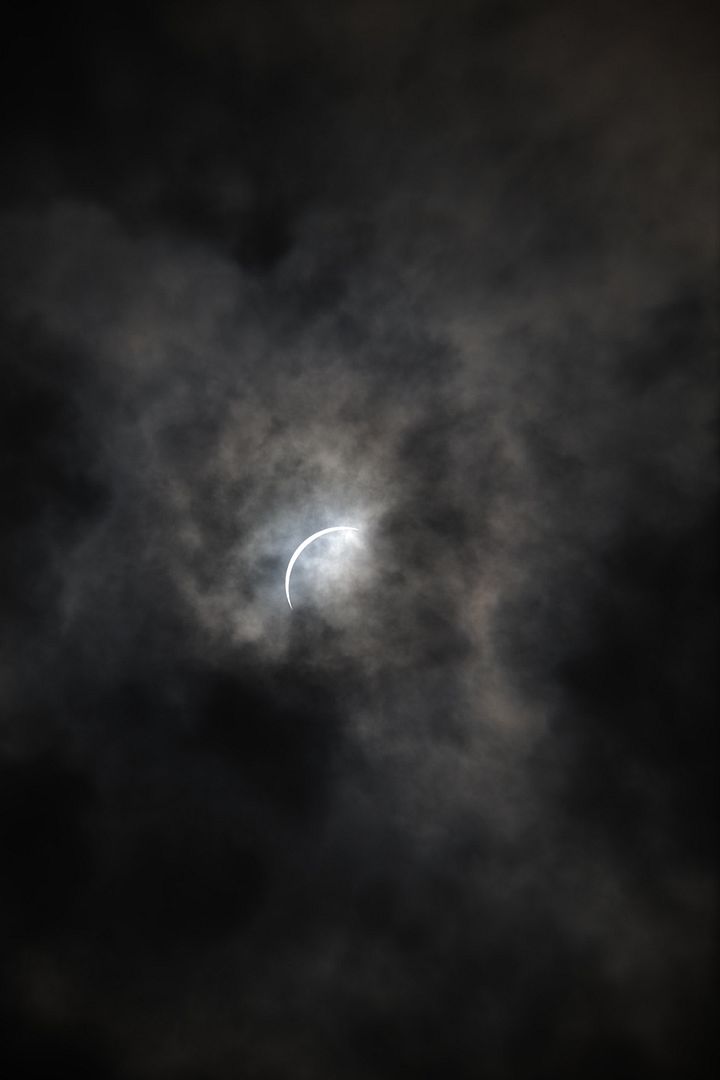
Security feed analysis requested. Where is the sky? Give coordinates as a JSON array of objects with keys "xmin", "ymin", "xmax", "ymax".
[{"xmin": 0, "ymin": 2, "xmax": 717, "ymax": 1078}]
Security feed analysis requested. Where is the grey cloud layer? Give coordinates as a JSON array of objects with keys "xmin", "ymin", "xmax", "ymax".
[{"xmin": 1, "ymin": 2, "xmax": 716, "ymax": 1077}]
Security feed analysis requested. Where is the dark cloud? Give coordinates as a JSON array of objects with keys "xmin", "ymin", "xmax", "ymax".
[{"xmin": 0, "ymin": 1, "xmax": 717, "ymax": 1078}]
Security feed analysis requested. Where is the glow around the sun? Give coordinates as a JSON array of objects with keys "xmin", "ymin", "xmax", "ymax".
[{"xmin": 284, "ymin": 526, "xmax": 360, "ymax": 609}]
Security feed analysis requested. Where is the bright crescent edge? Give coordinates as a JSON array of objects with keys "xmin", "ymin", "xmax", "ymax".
[{"xmin": 285, "ymin": 526, "xmax": 360, "ymax": 610}]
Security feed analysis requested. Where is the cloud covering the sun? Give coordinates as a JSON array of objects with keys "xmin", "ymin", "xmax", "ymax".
[{"xmin": 0, "ymin": 2, "xmax": 717, "ymax": 1077}]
